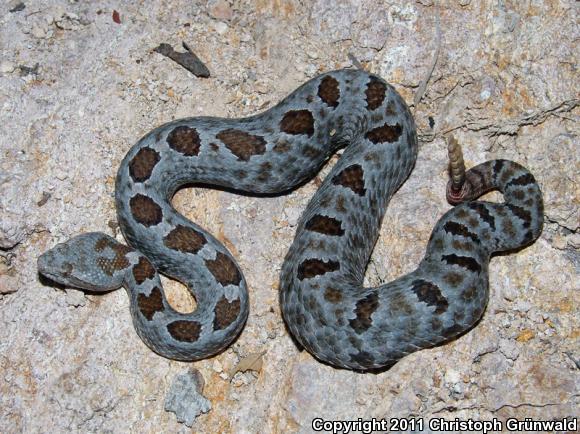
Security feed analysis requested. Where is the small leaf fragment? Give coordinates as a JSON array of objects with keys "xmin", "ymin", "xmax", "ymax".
[{"xmin": 228, "ymin": 351, "xmax": 266, "ymax": 378}]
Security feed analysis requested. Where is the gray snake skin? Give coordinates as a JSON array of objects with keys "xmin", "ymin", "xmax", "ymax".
[{"xmin": 37, "ymin": 69, "xmax": 543, "ymax": 369}]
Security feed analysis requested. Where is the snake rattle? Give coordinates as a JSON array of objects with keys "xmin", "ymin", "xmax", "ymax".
[{"xmin": 38, "ymin": 69, "xmax": 543, "ymax": 369}]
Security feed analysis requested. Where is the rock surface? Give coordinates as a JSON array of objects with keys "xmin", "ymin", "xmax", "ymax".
[
  {"xmin": 164, "ymin": 369, "xmax": 211, "ymax": 427},
  {"xmin": 0, "ymin": 0, "xmax": 577, "ymax": 432}
]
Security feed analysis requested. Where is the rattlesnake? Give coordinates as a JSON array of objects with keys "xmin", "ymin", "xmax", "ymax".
[{"xmin": 37, "ymin": 69, "xmax": 543, "ymax": 369}]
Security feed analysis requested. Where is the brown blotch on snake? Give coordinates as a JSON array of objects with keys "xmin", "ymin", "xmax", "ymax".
[
  {"xmin": 348, "ymin": 335, "xmax": 363, "ymax": 351},
  {"xmin": 443, "ymin": 221, "xmax": 480, "ymax": 244},
  {"xmin": 167, "ymin": 125, "xmax": 201, "ymax": 156},
  {"xmin": 442, "ymin": 254, "xmax": 482, "ymax": 274},
  {"xmin": 500, "ymin": 167, "xmax": 516, "ymax": 184},
  {"xmin": 280, "ymin": 110, "xmax": 315, "ymax": 137},
  {"xmin": 349, "ymin": 291, "xmax": 380, "ymax": 333},
  {"xmin": 94, "ymin": 238, "xmax": 132, "ymax": 275},
  {"xmin": 95, "ymin": 236, "xmax": 125, "ymax": 252},
  {"xmin": 443, "ymin": 272, "xmax": 464, "ymax": 286},
  {"xmin": 138, "ymin": 286, "xmax": 165, "ymax": 320},
  {"xmin": 129, "ymin": 194, "xmax": 163, "ymax": 227},
  {"xmin": 132, "ymin": 257, "xmax": 156, "ymax": 284},
  {"xmin": 364, "ymin": 151, "xmax": 381, "ymax": 164},
  {"xmin": 350, "ymin": 351, "xmax": 375, "ymax": 368},
  {"xmin": 318, "ymin": 76, "xmax": 340, "ymax": 108},
  {"xmin": 431, "ymin": 317, "xmax": 442, "ymax": 330},
  {"xmin": 468, "ymin": 217, "xmax": 480, "ymax": 228},
  {"xmin": 216, "ymin": 129, "xmax": 267, "ymax": 161},
  {"xmin": 431, "ymin": 238, "xmax": 444, "ymax": 252},
  {"xmin": 501, "ymin": 218, "xmax": 517, "ymax": 238},
  {"xmin": 522, "ymin": 230, "xmax": 535, "ymax": 244},
  {"xmin": 213, "ymin": 296, "xmax": 241, "ymax": 330},
  {"xmin": 205, "ymin": 252, "xmax": 242, "ymax": 286},
  {"xmin": 335, "ymin": 195, "xmax": 347, "ymax": 213},
  {"xmin": 365, "ymin": 77, "xmax": 387, "ymax": 110},
  {"xmin": 410, "ymin": 279, "xmax": 448, "ymax": 314},
  {"xmin": 365, "ymin": 123, "xmax": 403, "ymax": 144},
  {"xmin": 167, "ymin": 320, "xmax": 202, "ymax": 343},
  {"xmin": 472, "ymin": 305, "xmax": 484, "ymax": 320},
  {"xmin": 442, "ymin": 323, "xmax": 463, "ymax": 339},
  {"xmin": 493, "ymin": 159, "xmax": 505, "ymax": 177},
  {"xmin": 506, "ymin": 173, "xmax": 536, "ymax": 189},
  {"xmin": 332, "ymin": 164, "xmax": 366, "ymax": 196},
  {"xmin": 385, "ymin": 102, "xmax": 397, "ymax": 116},
  {"xmin": 305, "ymin": 214, "xmax": 345, "ymax": 236},
  {"xmin": 467, "ymin": 203, "xmax": 496, "ymax": 230},
  {"xmin": 507, "ymin": 204, "xmax": 532, "ymax": 228},
  {"xmin": 96, "ymin": 256, "xmax": 129, "ymax": 276},
  {"xmin": 129, "ymin": 147, "xmax": 160, "ymax": 183},
  {"xmin": 163, "ymin": 224, "xmax": 207, "ymax": 254},
  {"xmin": 451, "ymin": 239, "xmax": 474, "ymax": 252},
  {"xmin": 388, "ymin": 294, "xmax": 414, "ymax": 317},
  {"xmin": 273, "ymin": 140, "xmax": 291, "ymax": 153},
  {"xmin": 257, "ymin": 162, "xmax": 272, "ymax": 182},
  {"xmin": 324, "ymin": 287, "xmax": 343, "ymax": 303},
  {"xmin": 302, "ymin": 145, "xmax": 322, "ymax": 159},
  {"xmin": 297, "ymin": 258, "xmax": 340, "ymax": 280},
  {"xmin": 461, "ymin": 286, "xmax": 477, "ymax": 302}
]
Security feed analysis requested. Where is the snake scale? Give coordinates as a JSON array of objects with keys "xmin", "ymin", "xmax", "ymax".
[{"xmin": 38, "ymin": 69, "xmax": 543, "ymax": 370}]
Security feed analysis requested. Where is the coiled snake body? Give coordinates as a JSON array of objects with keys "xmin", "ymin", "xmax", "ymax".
[{"xmin": 38, "ymin": 69, "xmax": 543, "ymax": 370}]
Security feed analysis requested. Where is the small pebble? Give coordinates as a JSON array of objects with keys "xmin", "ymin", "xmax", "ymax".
[
  {"xmin": 55, "ymin": 170, "xmax": 68, "ymax": 181},
  {"xmin": 212, "ymin": 360, "xmax": 223, "ymax": 373},
  {"xmin": 304, "ymin": 64, "xmax": 317, "ymax": 76},
  {"xmin": 306, "ymin": 50, "xmax": 319, "ymax": 59},
  {"xmin": 479, "ymin": 89, "xmax": 491, "ymax": 101},
  {"xmin": 209, "ymin": 0, "xmax": 233, "ymax": 21},
  {"xmin": 213, "ymin": 21, "xmax": 228, "ymax": 35},
  {"xmin": 551, "ymin": 234, "xmax": 567, "ymax": 250},
  {"xmin": 0, "ymin": 261, "xmax": 10, "ymax": 276},
  {"xmin": 499, "ymin": 340, "xmax": 520, "ymax": 361},
  {"xmin": 0, "ymin": 61, "xmax": 15, "ymax": 74},
  {"xmin": 31, "ymin": 25, "xmax": 47, "ymax": 39},
  {"xmin": 284, "ymin": 207, "xmax": 302, "ymax": 226},
  {"xmin": 64, "ymin": 289, "xmax": 87, "ymax": 307},
  {"xmin": 514, "ymin": 300, "xmax": 532, "ymax": 313},
  {"xmin": 501, "ymin": 282, "xmax": 518, "ymax": 301},
  {"xmin": 164, "ymin": 370, "xmax": 211, "ymax": 427},
  {"xmin": 36, "ymin": 191, "xmax": 51, "ymax": 207},
  {"xmin": 444, "ymin": 368, "xmax": 461, "ymax": 384},
  {"xmin": 9, "ymin": 1, "xmax": 25, "ymax": 13},
  {"xmin": 254, "ymin": 83, "xmax": 269, "ymax": 94}
]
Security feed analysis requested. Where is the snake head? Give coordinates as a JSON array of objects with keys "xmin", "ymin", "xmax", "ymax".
[{"xmin": 37, "ymin": 232, "xmax": 129, "ymax": 292}]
